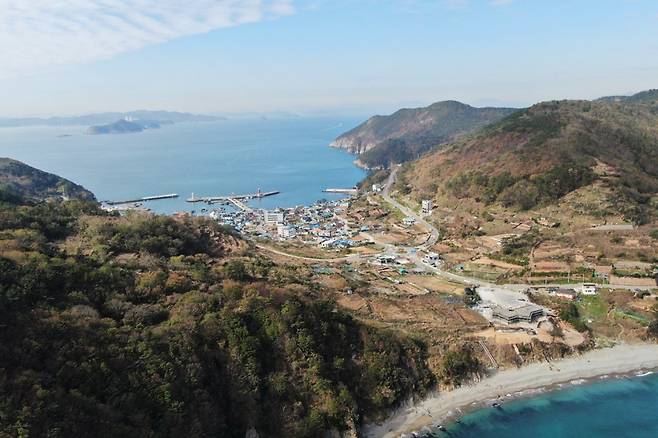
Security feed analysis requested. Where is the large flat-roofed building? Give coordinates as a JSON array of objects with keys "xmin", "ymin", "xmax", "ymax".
[
  {"xmin": 264, "ymin": 211, "xmax": 284, "ymax": 224},
  {"xmin": 492, "ymin": 303, "xmax": 544, "ymax": 324}
]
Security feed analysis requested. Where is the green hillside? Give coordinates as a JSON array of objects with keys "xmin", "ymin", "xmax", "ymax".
[
  {"xmin": 402, "ymin": 98, "xmax": 658, "ymax": 223},
  {"xmin": 0, "ymin": 167, "xmax": 433, "ymax": 437},
  {"xmin": 0, "ymin": 158, "xmax": 96, "ymax": 203}
]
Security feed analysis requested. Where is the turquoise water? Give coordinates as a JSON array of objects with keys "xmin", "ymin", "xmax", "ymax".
[
  {"xmin": 0, "ymin": 118, "xmax": 365, "ymax": 213},
  {"xmin": 439, "ymin": 373, "xmax": 658, "ymax": 438}
]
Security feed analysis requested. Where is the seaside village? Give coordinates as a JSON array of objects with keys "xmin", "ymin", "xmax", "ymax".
[
  {"xmin": 207, "ymin": 199, "xmax": 358, "ymax": 248},
  {"xmin": 105, "ymin": 182, "xmax": 658, "ymax": 360}
]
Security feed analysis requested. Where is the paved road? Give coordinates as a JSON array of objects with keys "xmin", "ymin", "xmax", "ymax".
[
  {"xmin": 255, "ymin": 243, "xmax": 362, "ymax": 263},
  {"xmin": 377, "ymin": 167, "xmax": 488, "ymax": 286},
  {"xmin": 589, "ymin": 224, "xmax": 634, "ymax": 231},
  {"xmin": 382, "ymin": 166, "xmax": 440, "ymax": 250}
]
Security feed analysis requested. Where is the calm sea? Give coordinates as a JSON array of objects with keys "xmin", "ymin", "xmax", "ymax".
[
  {"xmin": 0, "ymin": 117, "xmax": 365, "ymax": 213},
  {"xmin": 439, "ymin": 373, "xmax": 658, "ymax": 438}
]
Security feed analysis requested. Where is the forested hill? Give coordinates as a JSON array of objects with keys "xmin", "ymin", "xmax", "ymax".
[
  {"xmin": 331, "ymin": 101, "xmax": 517, "ymax": 168},
  {"xmin": 0, "ymin": 166, "xmax": 434, "ymax": 437},
  {"xmin": 596, "ymin": 88, "xmax": 658, "ymax": 104},
  {"xmin": 401, "ymin": 97, "xmax": 658, "ymax": 223},
  {"xmin": 0, "ymin": 158, "xmax": 95, "ymax": 202}
]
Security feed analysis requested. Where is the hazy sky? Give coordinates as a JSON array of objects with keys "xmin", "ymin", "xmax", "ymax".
[{"xmin": 1, "ymin": 0, "xmax": 658, "ymax": 117}]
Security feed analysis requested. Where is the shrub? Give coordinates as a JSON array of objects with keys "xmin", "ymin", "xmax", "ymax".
[
  {"xmin": 123, "ymin": 303, "xmax": 168, "ymax": 326},
  {"xmin": 648, "ymin": 318, "xmax": 658, "ymax": 338},
  {"xmin": 131, "ymin": 271, "xmax": 167, "ymax": 302},
  {"xmin": 559, "ymin": 303, "xmax": 589, "ymax": 332},
  {"xmin": 463, "ymin": 287, "xmax": 481, "ymax": 307},
  {"xmin": 440, "ymin": 346, "xmax": 481, "ymax": 385},
  {"xmin": 224, "ymin": 259, "xmax": 249, "ymax": 281}
]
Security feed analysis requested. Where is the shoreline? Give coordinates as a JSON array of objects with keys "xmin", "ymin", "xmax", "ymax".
[{"xmin": 363, "ymin": 343, "xmax": 658, "ymax": 437}]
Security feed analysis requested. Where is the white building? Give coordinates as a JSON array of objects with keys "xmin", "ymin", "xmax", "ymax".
[
  {"xmin": 581, "ymin": 283, "xmax": 598, "ymax": 295},
  {"xmin": 423, "ymin": 252, "xmax": 440, "ymax": 266},
  {"xmin": 264, "ymin": 211, "xmax": 284, "ymax": 224},
  {"xmin": 277, "ymin": 224, "xmax": 293, "ymax": 238},
  {"xmin": 376, "ymin": 255, "xmax": 397, "ymax": 265},
  {"xmin": 421, "ymin": 199, "xmax": 433, "ymax": 215},
  {"xmin": 320, "ymin": 238, "xmax": 337, "ymax": 248},
  {"xmin": 403, "ymin": 216, "xmax": 416, "ymax": 227},
  {"xmin": 372, "ymin": 184, "xmax": 383, "ymax": 193}
]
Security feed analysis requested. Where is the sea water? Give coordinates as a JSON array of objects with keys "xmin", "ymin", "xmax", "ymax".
[
  {"xmin": 439, "ymin": 373, "xmax": 658, "ymax": 438},
  {"xmin": 0, "ymin": 117, "xmax": 365, "ymax": 213}
]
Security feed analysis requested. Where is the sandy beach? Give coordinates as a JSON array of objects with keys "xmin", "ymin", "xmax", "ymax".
[{"xmin": 363, "ymin": 343, "xmax": 658, "ymax": 438}]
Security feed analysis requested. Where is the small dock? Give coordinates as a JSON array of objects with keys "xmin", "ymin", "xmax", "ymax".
[
  {"xmin": 323, "ymin": 188, "xmax": 358, "ymax": 195},
  {"xmin": 106, "ymin": 194, "xmax": 179, "ymax": 205}
]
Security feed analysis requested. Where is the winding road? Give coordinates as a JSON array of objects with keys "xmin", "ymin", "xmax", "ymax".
[
  {"xmin": 382, "ymin": 166, "xmax": 440, "ymax": 251},
  {"xmin": 380, "ymin": 166, "xmax": 489, "ymax": 286}
]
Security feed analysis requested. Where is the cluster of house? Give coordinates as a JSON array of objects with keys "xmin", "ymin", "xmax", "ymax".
[
  {"xmin": 209, "ymin": 199, "xmax": 365, "ymax": 249},
  {"xmin": 208, "ymin": 208, "xmax": 256, "ymax": 232},
  {"xmin": 347, "ymin": 205, "xmax": 388, "ymax": 224},
  {"xmin": 545, "ymin": 283, "xmax": 598, "ymax": 301}
]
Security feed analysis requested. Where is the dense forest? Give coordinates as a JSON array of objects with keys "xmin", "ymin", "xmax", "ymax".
[
  {"xmin": 0, "ymin": 191, "xmax": 436, "ymax": 437},
  {"xmin": 0, "ymin": 158, "xmax": 96, "ymax": 202}
]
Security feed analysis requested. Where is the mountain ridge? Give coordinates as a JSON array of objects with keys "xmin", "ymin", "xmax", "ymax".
[
  {"xmin": 0, "ymin": 158, "xmax": 96, "ymax": 202},
  {"xmin": 596, "ymin": 89, "xmax": 658, "ymax": 104},
  {"xmin": 331, "ymin": 100, "xmax": 518, "ymax": 169},
  {"xmin": 400, "ymin": 96, "xmax": 658, "ymax": 223}
]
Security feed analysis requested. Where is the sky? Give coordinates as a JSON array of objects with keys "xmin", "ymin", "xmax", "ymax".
[{"xmin": 1, "ymin": 0, "xmax": 658, "ymax": 117}]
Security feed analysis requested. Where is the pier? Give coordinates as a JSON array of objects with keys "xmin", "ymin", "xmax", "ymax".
[
  {"xmin": 323, "ymin": 188, "xmax": 358, "ymax": 195},
  {"xmin": 106, "ymin": 194, "xmax": 179, "ymax": 205},
  {"xmin": 227, "ymin": 197, "xmax": 253, "ymax": 213},
  {"xmin": 186, "ymin": 189, "xmax": 279, "ymax": 211}
]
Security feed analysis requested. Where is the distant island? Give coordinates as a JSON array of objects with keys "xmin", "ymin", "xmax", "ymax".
[
  {"xmin": 86, "ymin": 118, "xmax": 166, "ymax": 135},
  {"xmin": 0, "ymin": 110, "xmax": 225, "ymax": 128}
]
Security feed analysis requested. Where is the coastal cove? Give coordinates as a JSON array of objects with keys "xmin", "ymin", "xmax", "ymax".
[
  {"xmin": 442, "ymin": 371, "xmax": 658, "ymax": 438},
  {"xmin": 0, "ymin": 117, "xmax": 366, "ymax": 214},
  {"xmin": 365, "ymin": 344, "xmax": 658, "ymax": 438}
]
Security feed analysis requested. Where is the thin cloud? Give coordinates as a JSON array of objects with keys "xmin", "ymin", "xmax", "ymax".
[{"xmin": 0, "ymin": 0, "xmax": 294, "ymax": 78}]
